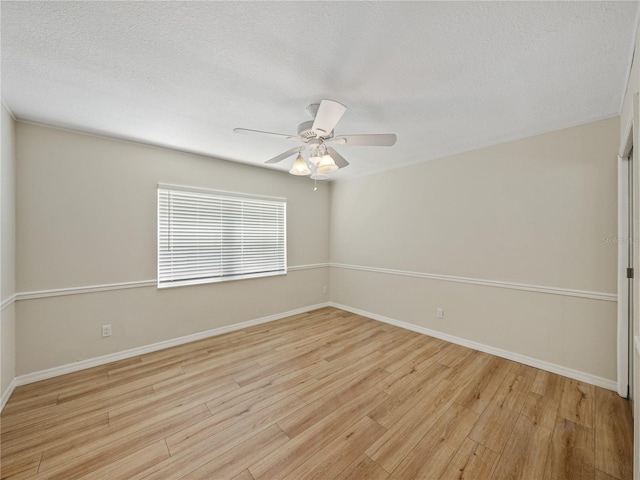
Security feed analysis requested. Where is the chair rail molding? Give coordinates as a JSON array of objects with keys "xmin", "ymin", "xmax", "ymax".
[{"xmin": 330, "ymin": 263, "xmax": 617, "ymax": 302}]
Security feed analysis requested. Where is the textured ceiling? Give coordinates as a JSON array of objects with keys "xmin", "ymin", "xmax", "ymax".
[{"xmin": 1, "ymin": 1, "xmax": 638, "ymax": 180}]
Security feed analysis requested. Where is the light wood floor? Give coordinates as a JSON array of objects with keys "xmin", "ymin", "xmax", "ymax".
[{"xmin": 0, "ymin": 307, "xmax": 633, "ymax": 479}]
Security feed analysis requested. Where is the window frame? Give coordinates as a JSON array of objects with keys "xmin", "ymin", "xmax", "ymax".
[{"xmin": 157, "ymin": 184, "xmax": 287, "ymax": 288}]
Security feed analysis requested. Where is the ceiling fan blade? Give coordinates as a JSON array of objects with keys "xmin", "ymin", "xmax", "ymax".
[
  {"xmin": 234, "ymin": 128, "xmax": 295, "ymax": 139},
  {"xmin": 333, "ymin": 134, "xmax": 397, "ymax": 146},
  {"xmin": 327, "ymin": 147, "xmax": 350, "ymax": 168},
  {"xmin": 265, "ymin": 147, "xmax": 301, "ymax": 164},
  {"xmin": 312, "ymin": 100, "xmax": 347, "ymax": 136}
]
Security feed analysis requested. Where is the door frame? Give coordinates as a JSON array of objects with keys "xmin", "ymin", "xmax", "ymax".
[
  {"xmin": 618, "ymin": 149, "xmax": 633, "ymax": 397},
  {"xmin": 618, "ymin": 117, "xmax": 634, "ymax": 398}
]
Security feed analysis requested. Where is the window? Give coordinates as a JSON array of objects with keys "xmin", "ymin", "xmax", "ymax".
[{"xmin": 158, "ymin": 185, "xmax": 286, "ymax": 288}]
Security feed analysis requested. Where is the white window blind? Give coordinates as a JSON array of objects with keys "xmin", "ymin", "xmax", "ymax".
[{"xmin": 158, "ymin": 185, "xmax": 286, "ymax": 288}]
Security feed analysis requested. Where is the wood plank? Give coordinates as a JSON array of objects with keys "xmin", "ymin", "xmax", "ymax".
[
  {"xmin": 1, "ymin": 412, "xmax": 109, "ymax": 462},
  {"xmin": 380, "ymin": 335, "xmax": 444, "ymax": 374},
  {"xmin": 531, "ymin": 369, "xmax": 564, "ymax": 398},
  {"xmin": 249, "ymin": 388, "xmax": 389, "ymax": 480},
  {"xmin": 179, "ymin": 341, "xmax": 283, "ymax": 374},
  {"xmin": 180, "ymin": 425, "xmax": 290, "ymax": 479},
  {"xmin": 204, "ymin": 368, "xmax": 313, "ymax": 416},
  {"xmin": 467, "ymin": 372, "xmax": 531, "ymax": 453},
  {"xmin": 446, "ymin": 350, "xmax": 492, "ymax": 387},
  {"xmin": 453, "ymin": 356, "xmax": 513, "ymax": 415},
  {"xmin": 234, "ymin": 346, "xmax": 332, "ymax": 387},
  {"xmin": 436, "ymin": 342, "xmax": 473, "ymax": 368},
  {"xmin": 512, "ymin": 362, "xmax": 540, "ymax": 380},
  {"xmin": 277, "ymin": 368, "xmax": 387, "ymax": 439},
  {"xmin": 281, "ymin": 416, "xmax": 386, "ymax": 480},
  {"xmin": 0, "ymin": 452, "xmax": 42, "ymax": 480},
  {"xmin": 369, "ymin": 362, "xmax": 454, "ymax": 428},
  {"xmin": 321, "ymin": 330, "xmax": 396, "ymax": 364},
  {"xmin": 595, "ymin": 469, "xmax": 623, "ymax": 480},
  {"xmin": 7, "ymin": 357, "xmax": 139, "ymax": 400},
  {"xmin": 106, "ymin": 349, "xmax": 209, "ymax": 379},
  {"xmin": 594, "ymin": 387, "xmax": 633, "ymax": 480},
  {"xmin": 366, "ymin": 379, "xmax": 462, "ymax": 474},
  {"xmin": 521, "ymin": 391, "xmax": 560, "ymax": 432},
  {"xmin": 558, "ymin": 378, "xmax": 595, "ymax": 428},
  {"xmin": 74, "ymin": 439, "xmax": 170, "ymax": 480},
  {"xmin": 0, "ymin": 393, "xmax": 58, "ymax": 417},
  {"xmin": 294, "ymin": 355, "xmax": 387, "ymax": 404},
  {"xmin": 521, "ymin": 369, "xmax": 563, "ymax": 432},
  {"xmin": 55, "ymin": 368, "xmax": 183, "ymax": 405},
  {"xmin": 543, "ymin": 417, "xmax": 595, "ymax": 480},
  {"xmin": 37, "ymin": 404, "xmax": 210, "ymax": 476},
  {"xmin": 132, "ymin": 398, "xmax": 299, "ymax": 480},
  {"xmin": 376, "ymin": 349, "xmax": 449, "ymax": 395},
  {"xmin": 437, "ymin": 437, "xmax": 499, "ymax": 480},
  {"xmin": 491, "ymin": 414, "xmax": 552, "ymax": 479},
  {"xmin": 164, "ymin": 392, "xmax": 305, "ymax": 456},
  {"xmin": 333, "ymin": 454, "xmax": 390, "ymax": 480},
  {"xmin": 272, "ymin": 321, "xmax": 362, "ymax": 352},
  {"xmin": 152, "ymin": 358, "xmax": 252, "ymax": 392},
  {"xmin": 303, "ymin": 335, "xmax": 385, "ymax": 382},
  {"xmin": 230, "ymin": 470, "xmax": 255, "ymax": 480},
  {"xmin": 389, "ymin": 403, "xmax": 479, "ymax": 479},
  {"xmin": 108, "ymin": 379, "xmax": 239, "ymax": 427},
  {"xmin": 1, "ymin": 385, "xmax": 155, "ymax": 437}
]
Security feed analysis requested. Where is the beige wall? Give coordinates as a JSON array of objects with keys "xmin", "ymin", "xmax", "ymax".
[
  {"xmin": 330, "ymin": 117, "xmax": 619, "ymax": 382},
  {"xmin": 6, "ymin": 115, "xmax": 622, "ymax": 385},
  {"xmin": 15, "ymin": 123, "xmax": 330, "ymax": 375},
  {"xmin": 1, "ymin": 104, "xmax": 17, "ymax": 400}
]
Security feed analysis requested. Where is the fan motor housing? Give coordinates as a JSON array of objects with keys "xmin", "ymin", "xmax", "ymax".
[{"xmin": 298, "ymin": 120, "xmax": 332, "ymax": 141}]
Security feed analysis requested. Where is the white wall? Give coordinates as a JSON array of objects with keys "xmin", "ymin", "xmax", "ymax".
[
  {"xmin": 330, "ymin": 117, "xmax": 619, "ymax": 385},
  {"xmin": 14, "ymin": 123, "xmax": 330, "ymax": 375},
  {"xmin": 1, "ymin": 104, "xmax": 17, "ymax": 405}
]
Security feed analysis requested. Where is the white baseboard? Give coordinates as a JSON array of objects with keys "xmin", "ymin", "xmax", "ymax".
[
  {"xmin": 13, "ymin": 302, "xmax": 330, "ymax": 388},
  {"xmin": 1, "ymin": 377, "xmax": 17, "ymax": 412},
  {"xmin": 330, "ymin": 302, "xmax": 617, "ymax": 391},
  {"xmin": 7, "ymin": 300, "xmax": 616, "ymax": 406}
]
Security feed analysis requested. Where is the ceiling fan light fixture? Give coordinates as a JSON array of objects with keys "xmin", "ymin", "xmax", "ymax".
[
  {"xmin": 289, "ymin": 153, "xmax": 311, "ymax": 176},
  {"xmin": 309, "ymin": 147, "xmax": 322, "ymax": 165},
  {"xmin": 316, "ymin": 152, "xmax": 338, "ymax": 173},
  {"xmin": 235, "ymin": 99, "xmax": 397, "ymax": 175}
]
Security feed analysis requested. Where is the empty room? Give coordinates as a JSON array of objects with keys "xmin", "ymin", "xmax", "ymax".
[{"xmin": 1, "ymin": 1, "xmax": 638, "ymax": 479}]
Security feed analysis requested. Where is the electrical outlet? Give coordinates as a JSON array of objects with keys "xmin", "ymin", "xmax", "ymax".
[
  {"xmin": 323, "ymin": 285, "xmax": 328, "ymax": 294},
  {"xmin": 102, "ymin": 324, "xmax": 112, "ymax": 337},
  {"xmin": 436, "ymin": 308, "xmax": 444, "ymax": 319}
]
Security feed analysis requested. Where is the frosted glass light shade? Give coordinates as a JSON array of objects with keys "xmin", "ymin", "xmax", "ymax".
[
  {"xmin": 309, "ymin": 153, "xmax": 322, "ymax": 165},
  {"xmin": 316, "ymin": 153, "xmax": 338, "ymax": 173},
  {"xmin": 289, "ymin": 154, "xmax": 311, "ymax": 176}
]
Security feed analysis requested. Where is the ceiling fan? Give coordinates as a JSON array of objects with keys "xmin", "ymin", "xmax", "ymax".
[{"xmin": 234, "ymin": 100, "xmax": 397, "ymax": 178}]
